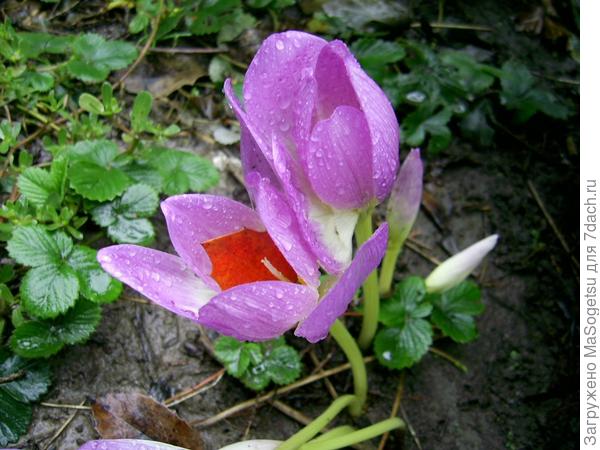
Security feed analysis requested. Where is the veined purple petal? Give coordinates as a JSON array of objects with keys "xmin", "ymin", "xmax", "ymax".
[
  {"xmin": 224, "ymin": 79, "xmax": 278, "ymax": 187},
  {"xmin": 271, "ymin": 135, "xmax": 348, "ymax": 274},
  {"xmin": 313, "ymin": 41, "xmax": 360, "ymax": 121},
  {"xmin": 387, "ymin": 149, "xmax": 423, "ymax": 244},
  {"xmin": 306, "ymin": 105, "xmax": 374, "ymax": 209},
  {"xmin": 97, "ymin": 245, "xmax": 218, "ymax": 321},
  {"xmin": 295, "ymin": 223, "xmax": 389, "ymax": 343},
  {"xmin": 161, "ymin": 195, "xmax": 264, "ymax": 286},
  {"xmin": 326, "ymin": 40, "xmax": 399, "ymax": 201},
  {"xmin": 250, "ymin": 174, "xmax": 320, "ymax": 287},
  {"xmin": 198, "ymin": 281, "xmax": 318, "ymax": 341},
  {"xmin": 243, "ymin": 31, "xmax": 326, "ymax": 145},
  {"xmin": 79, "ymin": 440, "xmax": 186, "ymax": 450}
]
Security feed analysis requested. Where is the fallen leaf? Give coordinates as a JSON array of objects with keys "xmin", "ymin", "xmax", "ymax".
[
  {"xmin": 92, "ymin": 392, "xmax": 204, "ymax": 450},
  {"xmin": 123, "ymin": 55, "xmax": 207, "ymax": 98}
]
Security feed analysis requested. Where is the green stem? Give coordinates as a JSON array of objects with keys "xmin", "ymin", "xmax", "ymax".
[
  {"xmin": 330, "ymin": 320, "xmax": 367, "ymax": 417},
  {"xmin": 355, "ymin": 209, "xmax": 380, "ymax": 350},
  {"xmin": 379, "ymin": 239, "xmax": 403, "ymax": 296},
  {"xmin": 307, "ymin": 426, "xmax": 356, "ymax": 445},
  {"xmin": 277, "ymin": 395, "xmax": 355, "ymax": 450},
  {"xmin": 300, "ymin": 417, "xmax": 406, "ymax": 450}
]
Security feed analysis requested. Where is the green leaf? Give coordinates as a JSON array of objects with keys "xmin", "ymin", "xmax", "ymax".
[
  {"xmin": 0, "ymin": 390, "xmax": 31, "ymax": 446},
  {"xmin": 67, "ymin": 34, "xmax": 138, "ymax": 82},
  {"xmin": 21, "ymin": 264, "xmax": 79, "ymax": 318},
  {"xmin": 147, "ymin": 148, "xmax": 219, "ymax": 195},
  {"xmin": 379, "ymin": 277, "xmax": 429, "ymax": 327},
  {"xmin": 79, "ymin": 93, "xmax": 105, "ymax": 115},
  {"xmin": 241, "ymin": 364, "xmax": 271, "ymax": 391},
  {"xmin": 217, "ymin": 10, "xmax": 256, "ymax": 44},
  {"xmin": 351, "ymin": 38, "xmax": 405, "ymax": 83},
  {"xmin": 374, "ymin": 319, "xmax": 433, "ymax": 369},
  {"xmin": 131, "ymin": 91, "xmax": 153, "ymax": 132},
  {"xmin": 21, "ymin": 71, "xmax": 54, "ymax": 92},
  {"xmin": 460, "ymin": 101, "xmax": 495, "ymax": 146},
  {"xmin": 430, "ymin": 281, "xmax": 483, "ymax": 343},
  {"xmin": 0, "ymin": 349, "xmax": 51, "ymax": 402},
  {"xmin": 215, "ymin": 336, "xmax": 254, "ymax": 377},
  {"xmin": 402, "ymin": 106, "xmax": 453, "ymax": 151},
  {"xmin": 67, "ymin": 246, "xmax": 122, "ymax": 303},
  {"xmin": 121, "ymin": 162, "xmax": 164, "ymax": 192},
  {"xmin": 6, "ymin": 225, "xmax": 69, "ymax": 267},
  {"xmin": 91, "ymin": 184, "xmax": 159, "ymax": 244},
  {"xmin": 69, "ymin": 162, "xmax": 131, "ymax": 201},
  {"xmin": 18, "ymin": 167, "xmax": 58, "ymax": 208},
  {"xmin": 263, "ymin": 346, "xmax": 301, "ymax": 385},
  {"xmin": 66, "ymin": 139, "xmax": 119, "ymax": 166},
  {"xmin": 189, "ymin": 0, "xmax": 242, "ymax": 36},
  {"xmin": 10, "ymin": 300, "xmax": 102, "ymax": 358},
  {"xmin": 18, "ymin": 32, "xmax": 72, "ymax": 58}
]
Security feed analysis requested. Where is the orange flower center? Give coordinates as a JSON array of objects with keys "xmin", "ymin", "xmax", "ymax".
[{"xmin": 202, "ymin": 229, "xmax": 298, "ymax": 290}]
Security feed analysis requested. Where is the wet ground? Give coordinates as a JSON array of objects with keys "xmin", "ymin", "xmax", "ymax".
[{"xmin": 7, "ymin": 0, "xmax": 579, "ymax": 449}]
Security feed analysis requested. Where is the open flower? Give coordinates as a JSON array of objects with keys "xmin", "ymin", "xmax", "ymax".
[
  {"xmin": 224, "ymin": 31, "xmax": 399, "ymax": 274},
  {"xmin": 98, "ymin": 191, "xmax": 388, "ymax": 343}
]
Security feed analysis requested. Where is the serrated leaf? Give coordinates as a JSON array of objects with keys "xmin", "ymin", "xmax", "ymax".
[
  {"xmin": 66, "ymin": 139, "xmax": 120, "ymax": 166},
  {"xmin": 215, "ymin": 336, "xmax": 252, "ymax": 377},
  {"xmin": 21, "ymin": 264, "xmax": 79, "ymax": 318},
  {"xmin": 121, "ymin": 163, "xmax": 164, "ymax": 192},
  {"xmin": 68, "ymin": 246, "xmax": 122, "ymax": 303},
  {"xmin": 117, "ymin": 183, "xmax": 159, "ymax": 216},
  {"xmin": 17, "ymin": 167, "xmax": 58, "ymax": 208},
  {"xmin": 147, "ymin": 148, "xmax": 219, "ymax": 195},
  {"xmin": 10, "ymin": 300, "xmax": 101, "ymax": 358},
  {"xmin": 217, "ymin": 10, "xmax": 256, "ymax": 44},
  {"xmin": 379, "ymin": 277, "xmax": 429, "ymax": 327},
  {"xmin": 67, "ymin": 34, "xmax": 138, "ymax": 82},
  {"xmin": 6, "ymin": 225, "xmax": 67, "ymax": 267},
  {"xmin": 0, "ymin": 349, "xmax": 51, "ymax": 403},
  {"xmin": 264, "ymin": 345, "xmax": 301, "ymax": 385},
  {"xmin": 69, "ymin": 162, "xmax": 131, "ymax": 201},
  {"xmin": 108, "ymin": 217, "xmax": 155, "ymax": 245},
  {"xmin": 18, "ymin": 32, "xmax": 72, "ymax": 58},
  {"xmin": 0, "ymin": 391, "xmax": 31, "ymax": 446},
  {"xmin": 241, "ymin": 364, "xmax": 270, "ymax": 391},
  {"xmin": 374, "ymin": 319, "xmax": 433, "ymax": 369},
  {"xmin": 351, "ymin": 38, "xmax": 405, "ymax": 83},
  {"xmin": 430, "ymin": 281, "xmax": 483, "ymax": 343}
]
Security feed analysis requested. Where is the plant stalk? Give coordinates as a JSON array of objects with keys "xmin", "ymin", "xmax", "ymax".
[
  {"xmin": 379, "ymin": 239, "xmax": 403, "ymax": 296},
  {"xmin": 299, "ymin": 417, "xmax": 406, "ymax": 450},
  {"xmin": 355, "ymin": 208, "xmax": 380, "ymax": 349},
  {"xmin": 329, "ymin": 320, "xmax": 367, "ymax": 417},
  {"xmin": 277, "ymin": 395, "xmax": 355, "ymax": 450}
]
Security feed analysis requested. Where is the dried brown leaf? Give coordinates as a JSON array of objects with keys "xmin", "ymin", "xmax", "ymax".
[{"xmin": 92, "ymin": 392, "xmax": 204, "ymax": 450}]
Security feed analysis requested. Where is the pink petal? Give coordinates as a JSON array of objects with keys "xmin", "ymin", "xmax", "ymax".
[
  {"xmin": 224, "ymin": 79, "xmax": 278, "ymax": 187},
  {"xmin": 313, "ymin": 41, "xmax": 361, "ymax": 120},
  {"xmin": 249, "ymin": 173, "xmax": 320, "ymax": 287},
  {"xmin": 271, "ymin": 135, "xmax": 345, "ymax": 274},
  {"xmin": 340, "ymin": 41, "xmax": 400, "ymax": 201},
  {"xmin": 79, "ymin": 440, "xmax": 186, "ymax": 450},
  {"xmin": 198, "ymin": 281, "xmax": 318, "ymax": 341},
  {"xmin": 295, "ymin": 223, "xmax": 389, "ymax": 343},
  {"xmin": 306, "ymin": 105, "xmax": 374, "ymax": 208},
  {"xmin": 243, "ymin": 31, "xmax": 326, "ymax": 146},
  {"xmin": 161, "ymin": 194, "xmax": 264, "ymax": 286},
  {"xmin": 97, "ymin": 245, "xmax": 218, "ymax": 321}
]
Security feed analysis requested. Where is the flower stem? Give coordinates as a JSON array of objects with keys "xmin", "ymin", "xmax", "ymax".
[
  {"xmin": 329, "ymin": 320, "xmax": 367, "ymax": 417},
  {"xmin": 277, "ymin": 395, "xmax": 355, "ymax": 450},
  {"xmin": 299, "ymin": 417, "xmax": 406, "ymax": 450},
  {"xmin": 355, "ymin": 209, "xmax": 380, "ymax": 350},
  {"xmin": 379, "ymin": 239, "xmax": 403, "ymax": 296}
]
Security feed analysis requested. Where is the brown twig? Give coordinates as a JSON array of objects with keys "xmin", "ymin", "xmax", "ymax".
[
  {"xmin": 193, "ymin": 356, "xmax": 376, "ymax": 427},
  {"xmin": 309, "ymin": 349, "xmax": 338, "ymax": 399},
  {"xmin": 410, "ymin": 21, "xmax": 493, "ymax": 32},
  {"xmin": 164, "ymin": 368, "xmax": 225, "ymax": 407},
  {"xmin": 115, "ymin": 0, "xmax": 164, "ymax": 88},
  {"xmin": 42, "ymin": 400, "xmax": 85, "ymax": 450},
  {"xmin": 377, "ymin": 372, "xmax": 405, "ymax": 450},
  {"xmin": 270, "ymin": 399, "xmax": 312, "ymax": 425},
  {"xmin": 527, "ymin": 180, "xmax": 579, "ymax": 269},
  {"xmin": 148, "ymin": 46, "xmax": 227, "ymax": 54},
  {"xmin": 400, "ymin": 404, "xmax": 422, "ymax": 450},
  {"xmin": 0, "ymin": 370, "xmax": 24, "ymax": 384},
  {"xmin": 405, "ymin": 240, "xmax": 442, "ymax": 266},
  {"xmin": 429, "ymin": 347, "xmax": 468, "ymax": 373},
  {"xmin": 40, "ymin": 402, "xmax": 91, "ymax": 410}
]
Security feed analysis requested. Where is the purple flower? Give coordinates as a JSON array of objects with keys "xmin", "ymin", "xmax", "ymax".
[
  {"xmin": 224, "ymin": 31, "xmax": 399, "ymax": 274},
  {"xmin": 98, "ymin": 191, "xmax": 388, "ymax": 343},
  {"xmin": 79, "ymin": 439, "xmax": 283, "ymax": 450}
]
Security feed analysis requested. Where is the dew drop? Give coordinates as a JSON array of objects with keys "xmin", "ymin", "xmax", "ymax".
[
  {"xmin": 382, "ymin": 351, "xmax": 392, "ymax": 361},
  {"xmin": 276, "ymin": 40, "xmax": 285, "ymax": 50}
]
